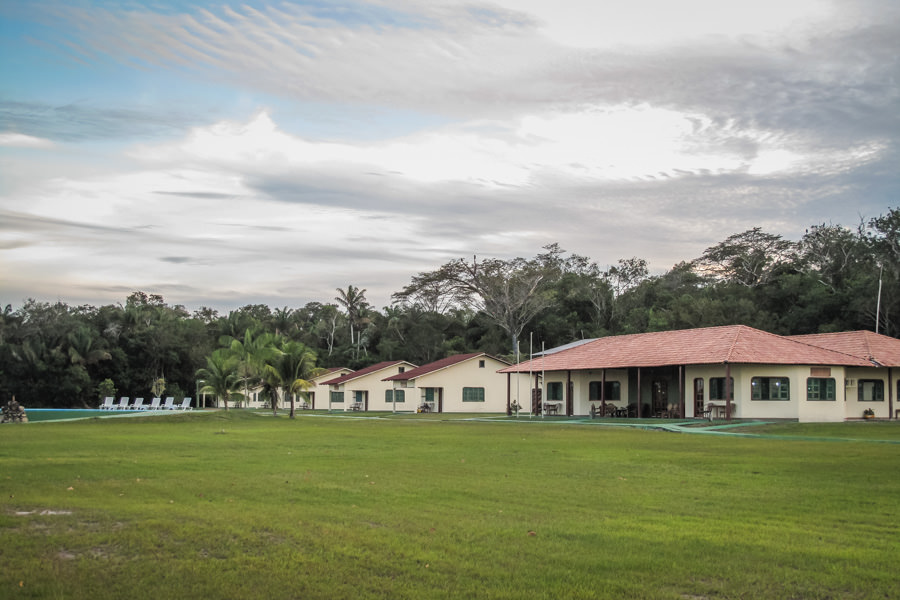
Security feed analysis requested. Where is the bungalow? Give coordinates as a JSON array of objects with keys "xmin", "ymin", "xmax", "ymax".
[
  {"xmin": 237, "ymin": 367, "xmax": 355, "ymax": 410},
  {"xmin": 382, "ymin": 353, "xmax": 533, "ymax": 413},
  {"xmin": 305, "ymin": 367, "xmax": 354, "ymax": 409},
  {"xmin": 499, "ymin": 325, "xmax": 895, "ymax": 423},
  {"xmin": 323, "ymin": 360, "xmax": 418, "ymax": 411}
]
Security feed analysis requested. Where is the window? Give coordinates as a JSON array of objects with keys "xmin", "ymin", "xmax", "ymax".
[
  {"xmin": 424, "ymin": 388, "xmax": 435, "ymax": 403},
  {"xmin": 385, "ymin": 390, "xmax": 405, "ymax": 403},
  {"xmin": 589, "ymin": 381, "xmax": 621, "ymax": 401},
  {"xmin": 546, "ymin": 382, "xmax": 563, "ymax": 401},
  {"xmin": 709, "ymin": 377, "xmax": 734, "ymax": 400},
  {"xmin": 330, "ymin": 391, "xmax": 344, "ymax": 404},
  {"xmin": 751, "ymin": 377, "xmax": 790, "ymax": 401},
  {"xmin": 354, "ymin": 391, "xmax": 364, "ymax": 403},
  {"xmin": 462, "ymin": 387, "xmax": 485, "ymax": 402},
  {"xmin": 478, "ymin": 360, "xmax": 485, "ymax": 368},
  {"xmin": 807, "ymin": 378, "xmax": 836, "ymax": 401},
  {"xmin": 398, "ymin": 366, "xmax": 405, "ymax": 373},
  {"xmin": 858, "ymin": 380, "xmax": 884, "ymax": 402}
]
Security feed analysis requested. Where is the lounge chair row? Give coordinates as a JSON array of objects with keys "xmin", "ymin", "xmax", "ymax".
[{"xmin": 99, "ymin": 397, "xmax": 192, "ymax": 411}]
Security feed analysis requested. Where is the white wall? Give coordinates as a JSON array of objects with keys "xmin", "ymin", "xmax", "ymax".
[{"xmin": 408, "ymin": 357, "xmax": 530, "ymax": 413}]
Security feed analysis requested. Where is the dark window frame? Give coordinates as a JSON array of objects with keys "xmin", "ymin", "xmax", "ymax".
[
  {"xmin": 588, "ymin": 381, "xmax": 621, "ymax": 401},
  {"xmin": 858, "ymin": 379, "xmax": 884, "ymax": 402},
  {"xmin": 807, "ymin": 377, "xmax": 836, "ymax": 401},
  {"xmin": 709, "ymin": 377, "xmax": 734, "ymax": 400},
  {"xmin": 751, "ymin": 377, "xmax": 791, "ymax": 401},
  {"xmin": 462, "ymin": 387, "xmax": 485, "ymax": 402}
]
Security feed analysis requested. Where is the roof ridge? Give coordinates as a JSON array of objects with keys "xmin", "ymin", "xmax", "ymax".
[
  {"xmin": 724, "ymin": 325, "xmax": 746, "ymax": 361},
  {"xmin": 384, "ymin": 352, "xmax": 486, "ymax": 380},
  {"xmin": 861, "ymin": 330, "xmax": 878, "ymax": 364}
]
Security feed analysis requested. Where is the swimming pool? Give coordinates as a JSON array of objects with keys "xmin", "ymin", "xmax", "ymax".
[{"xmin": 19, "ymin": 409, "xmax": 139, "ymax": 422}]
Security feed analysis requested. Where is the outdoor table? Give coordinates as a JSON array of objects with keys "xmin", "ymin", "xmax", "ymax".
[{"xmin": 709, "ymin": 404, "xmax": 730, "ymax": 419}]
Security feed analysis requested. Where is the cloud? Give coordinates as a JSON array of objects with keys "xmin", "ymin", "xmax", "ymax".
[
  {"xmin": 0, "ymin": 132, "xmax": 55, "ymax": 148},
  {"xmin": 2, "ymin": 0, "xmax": 898, "ymax": 312}
]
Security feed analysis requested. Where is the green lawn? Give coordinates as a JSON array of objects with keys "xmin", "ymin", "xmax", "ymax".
[{"xmin": 2, "ymin": 411, "xmax": 899, "ymax": 599}]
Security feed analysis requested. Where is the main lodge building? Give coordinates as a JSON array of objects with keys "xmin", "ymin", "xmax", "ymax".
[{"xmin": 499, "ymin": 325, "xmax": 900, "ymax": 422}]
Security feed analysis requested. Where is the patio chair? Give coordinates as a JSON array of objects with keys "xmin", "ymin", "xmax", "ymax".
[
  {"xmin": 99, "ymin": 397, "xmax": 115, "ymax": 410},
  {"xmin": 177, "ymin": 397, "xmax": 192, "ymax": 411},
  {"xmin": 162, "ymin": 397, "xmax": 176, "ymax": 410},
  {"xmin": 132, "ymin": 397, "xmax": 145, "ymax": 411},
  {"xmin": 115, "ymin": 397, "xmax": 130, "ymax": 410},
  {"xmin": 147, "ymin": 397, "xmax": 161, "ymax": 410}
]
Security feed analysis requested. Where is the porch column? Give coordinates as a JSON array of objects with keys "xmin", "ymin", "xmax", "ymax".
[
  {"xmin": 637, "ymin": 367, "xmax": 642, "ymax": 418},
  {"xmin": 567, "ymin": 370, "xmax": 572, "ymax": 416},
  {"xmin": 506, "ymin": 373, "xmax": 511, "ymax": 415},
  {"xmin": 601, "ymin": 369, "xmax": 606, "ymax": 415},
  {"xmin": 725, "ymin": 363, "xmax": 732, "ymax": 421},
  {"xmin": 889, "ymin": 367, "xmax": 894, "ymax": 420},
  {"xmin": 679, "ymin": 365, "xmax": 684, "ymax": 419}
]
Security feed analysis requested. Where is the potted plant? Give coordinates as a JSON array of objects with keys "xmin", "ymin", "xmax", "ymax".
[{"xmin": 863, "ymin": 407, "xmax": 875, "ymax": 420}]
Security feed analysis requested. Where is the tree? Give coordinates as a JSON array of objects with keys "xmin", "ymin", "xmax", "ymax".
[
  {"xmin": 196, "ymin": 349, "xmax": 242, "ymax": 410},
  {"xmin": 224, "ymin": 329, "xmax": 276, "ymax": 409},
  {"xmin": 867, "ymin": 208, "xmax": 900, "ymax": 335},
  {"xmin": 335, "ymin": 285, "xmax": 370, "ymax": 360},
  {"xmin": 693, "ymin": 228, "xmax": 797, "ymax": 287},
  {"xmin": 394, "ymin": 252, "xmax": 553, "ymax": 356},
  {"xmin": 262, "ymin": 338, "xmax": 318, "ymax": 418}
]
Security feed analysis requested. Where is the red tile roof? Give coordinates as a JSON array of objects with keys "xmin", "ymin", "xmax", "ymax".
[
  {"xmin": 788, "ymin": 331, "xmax": 900, "ymax": 367},
  {"xmin": 499, "ymin": 325, "xmax": 872, "ymax": 373},
  {"xmin": 383, "ymin": 353, "xmax": 499, "ymax": 381},
  {"xmin": 323, "ymin": 361, "xmax": 415, "ymax": 385}
]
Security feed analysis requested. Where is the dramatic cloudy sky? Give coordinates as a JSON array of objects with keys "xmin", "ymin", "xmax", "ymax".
[{"xmin": 1, "ymin": 0, "xmax": 898, "ymax": 312}]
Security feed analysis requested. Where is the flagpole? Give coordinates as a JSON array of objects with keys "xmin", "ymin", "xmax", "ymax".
[{"xmin": 541, "ymin": 341, "xmax": 545, "ymax": 419}]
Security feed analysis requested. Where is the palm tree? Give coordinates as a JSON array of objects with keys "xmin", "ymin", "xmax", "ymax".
[
  {"xmin": 226, "ymin": 329, "xmax": 276, "ymax": 408},
  {"xmin": 335, "ymin": 285, "xmax": 370, "ymax": 359},
  {"xmin": 263, "ymin": 338, "xmax": 318, "ymax": 418},
  {"xmin": 196, "ymin": 349, "xmax": 242, "ymax": 411}
]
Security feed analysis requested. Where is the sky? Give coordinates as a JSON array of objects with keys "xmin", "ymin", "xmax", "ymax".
[{"xmin": 1, "ymin": 0, "xmax": 898, "ymax": 313}]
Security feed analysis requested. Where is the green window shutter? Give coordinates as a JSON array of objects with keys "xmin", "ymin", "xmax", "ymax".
[
  {"xmin": 546, "ymin": 382, "xmax": 563, "ymax": 401},
  {"xmin": 462, "ymin": 387, "xmax": 485, "ymax": 402},
  {"xmin": 807, "ymin": 378, "xmax": 836, "ymax": 401},
  {"xmin": 751, "ymin": 377, "xmax": 790, "ymax": 401}
]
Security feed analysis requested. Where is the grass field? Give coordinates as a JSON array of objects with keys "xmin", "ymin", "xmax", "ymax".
[{"xmin": 2, "ymin": 411, "xmax": 899, "ymax": 599}]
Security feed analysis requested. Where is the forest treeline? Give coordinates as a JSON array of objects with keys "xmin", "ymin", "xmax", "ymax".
[{"xmin": 2, "ymin": 208, "xmax": 898, "ymax": 408}]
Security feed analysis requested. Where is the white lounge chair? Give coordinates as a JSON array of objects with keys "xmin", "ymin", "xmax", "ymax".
[
  {"xmin": 99, "ymin": 397, "xmax": 115, "ymax": 410},
  {"xmin": 177, "ymin": 397, "xmax": 192, "ymax": 411},
  {"xmin": 132, "ymin": 397, "xmax": 145, "ymax": 411},
  {"xmin": 162, "ymin": 397, "xmax": 176, "ymax": 410},
  {"xmin": 147, "ymin": 397, "xmax": 161, "ymax": 410},
  {"xmin": 115, "ymin": 397, "xmax": 130, "ymax": 410}
]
